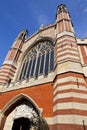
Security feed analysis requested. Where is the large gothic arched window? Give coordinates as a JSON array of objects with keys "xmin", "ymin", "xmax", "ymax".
[{"xmin": 19, "ymin": 39, "xmax": 54, "ymax": 80}]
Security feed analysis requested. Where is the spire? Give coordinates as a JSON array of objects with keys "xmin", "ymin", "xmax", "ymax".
[{"xmin": 56, "ymin": 4, "xmax": 74, "ymax": 33}]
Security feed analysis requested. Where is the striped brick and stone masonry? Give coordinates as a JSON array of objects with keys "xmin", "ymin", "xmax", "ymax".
[
  {"xmin": 53, "ymin": 4, "xmax": 87, "ymax": 130},
  {"xmin": 0, "ymin": 29, "xmax": 28, "ymax": 84},
  {"xmin": 0, "ymin": 4, "xmax": 87, "ymax": 130}
]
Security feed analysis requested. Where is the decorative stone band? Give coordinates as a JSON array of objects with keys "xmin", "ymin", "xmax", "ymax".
[
  {"xmin": 53, "ymin": 76, "xmax": 86, "ymax": 89},
  {"xmin": 53, "ymin": 102, "xmax": 87, "ymax": 112},
  {"xmin": 56, "ymin": 49, "xmax": 79, "ymax": 56},
  {"xmin": 53, "ymin": 115, "xmax": 87, "ymax": 125},
  {"xmin": 3, "ymin": 61, "xmax": 18, "ymax": 68},
  {"xmin": 54, "ymin": 61, "xmax": 83, "ymax": 75},
  {"xmin": 44, "ymin": 115, "xmax": 87, "ymax": 126},
  {"xmin": 53, "ymin": 97, "xmax": 87, "ymax": 107},
  {"xmin": 0, "ymin": 63, "xmax": 16, "ymax": 84},
  {"xmin": 56, "ymin": 31, "xmax": 74, "ymax": 38},
  {"xmin": 56, "ymin": 35, "xmax": 76, "ymax": 43},
  {"xmin": 56, "ymin": 52, "xmax": 80, "ymax": 61},
  {"xmin": 53, "ymin": 92, "xmax": 87, "ymax": 102},
  {"xmin": 54, "ymin": 85, "xmax": 87, "ymax": 95}
]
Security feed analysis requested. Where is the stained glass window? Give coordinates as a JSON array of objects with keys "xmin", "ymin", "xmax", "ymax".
[
  {"xmin": 39, "ymin": 54, "xmax": 45, "ymax": 75},
  {"xmin": 19, "ymin": 40, "xmax": 54, "ymax": 80}
]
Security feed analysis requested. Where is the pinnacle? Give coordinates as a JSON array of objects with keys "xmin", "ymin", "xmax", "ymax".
[{"xmin": 57, "ymin": 4, "xmax": 68, "ymax": 14}]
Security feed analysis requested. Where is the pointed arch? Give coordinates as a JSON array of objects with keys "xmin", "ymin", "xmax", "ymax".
[
  {"xmin": 23, "ymin": 36, "xmax": 55, "ymax": 59},
  {"xmin": 17, "ymin": 36, "xmax": 55, "ymax": 81},
  {"xmin": 1, "ymin": 93, "xmax": 41, "ymax": 116}
]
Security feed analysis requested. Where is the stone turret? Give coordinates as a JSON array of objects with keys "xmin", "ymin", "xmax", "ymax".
[
  {"xmin": 56, "ymin": 4, "xmax": 74, "ymax": 33},
  {"xmin": 0, "ymin": 29, "xmax": 28, "ymax": 84},
  {"xmin": 53, "ymin": 4, "xmax": 85, "ymax": 129}
]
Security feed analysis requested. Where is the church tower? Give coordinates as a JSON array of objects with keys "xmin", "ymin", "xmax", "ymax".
[
  {"xmin": 0, "ymin": 4, "xmax": 87, "ymax": 130},
  {"xmin": 0, "ymin": 29, "xmax": 28, "ymax": 84},
  {"xmin": 53, "ymin": 4, "xmax": 87, "ymax": 129}
]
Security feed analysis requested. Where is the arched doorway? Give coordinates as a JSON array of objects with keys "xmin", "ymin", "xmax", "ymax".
[
  {"xmin": 11, "ymin": 103, "xmax": 39, "ymax": 130},
  {"xmin": 1, "ymin": 94, "xmax": 49, "ymax": 130},
  {"xmin": 12, "ymin": 117, "xmax": 30, "ymax": 130},
  {"xmin": 1, "ymin": 94, "xmax": 41, "ymax": 130}
]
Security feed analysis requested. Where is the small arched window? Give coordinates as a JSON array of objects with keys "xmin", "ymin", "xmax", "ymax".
[{"xmin": 19, "ymin": 39, "xmax": 54, "ymax": 80}]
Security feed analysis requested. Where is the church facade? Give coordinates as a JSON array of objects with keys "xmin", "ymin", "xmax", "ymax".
[{"xmin": 0, "ymin": 4, "xmax": 87, "ymax": 130}]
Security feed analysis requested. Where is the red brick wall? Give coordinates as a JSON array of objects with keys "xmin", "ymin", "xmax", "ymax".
[{"xmin": 0, "ymin": 82, "xmax": 53, "ymax": 117}]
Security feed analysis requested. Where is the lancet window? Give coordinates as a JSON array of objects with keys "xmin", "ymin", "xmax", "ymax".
[{"xmin": 19, "ymin": 40, "xmax": 54, "ymax": 80}]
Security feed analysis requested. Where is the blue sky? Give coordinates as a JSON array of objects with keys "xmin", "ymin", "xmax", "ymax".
[{"xmin": 0, "ymin": 0, "xmax": 87, "ymax": 66}]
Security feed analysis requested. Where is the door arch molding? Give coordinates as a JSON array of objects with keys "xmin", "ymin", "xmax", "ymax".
[
  {"xmin": 1, "ymin": 93, "xmax": 41, "ymax": 116},
  {"xmin": 0, "ymin": 93, "xmax": 42, "ymax": 130}
]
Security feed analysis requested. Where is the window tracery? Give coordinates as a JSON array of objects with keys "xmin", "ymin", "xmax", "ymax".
[{"xmin": 19, "ymin": 40, "xmax": 54, "ymax": 80}]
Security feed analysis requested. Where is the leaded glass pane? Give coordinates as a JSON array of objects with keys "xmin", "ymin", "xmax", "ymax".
[
  {"xmin": 23, "ymin": 61, "xmax": 28, "ymax": 79},
  {"xmin": 19, "ymin": 62, "xmax": 25, "ymax": 80},
  {"xmin": 30, "ymin": 58, "xmax": 36, "ymax": 77},
  {"xmin": 44, "ymin": 51, "xmax": 49, "ymax": 76},
  {"xmin": 26, "ymin": 60, "xmax": 32, "ymax": 79},
  {"xmin": 39, "ymin": 54, "xmax": 45, "ymax": 75},
  {"xmin": 50, "ymin": 50, "xmax": 54, "ymax": 71},
  {"xmin": 35, "ymin": 55, "xmax": 41, "ymax": 78}
]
